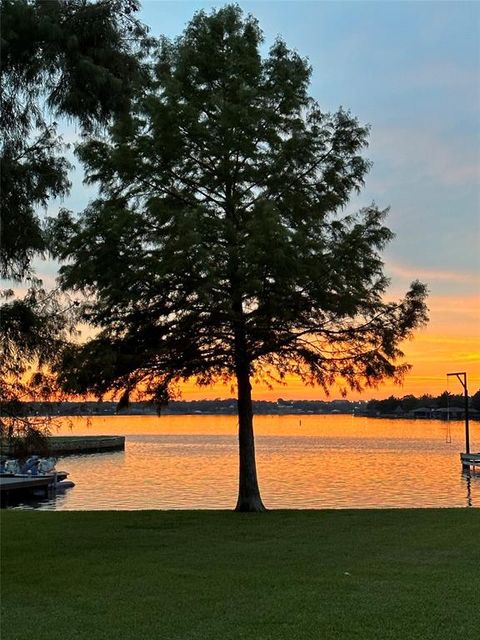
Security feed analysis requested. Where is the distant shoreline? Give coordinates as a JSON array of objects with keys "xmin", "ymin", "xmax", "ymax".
[
  {"xmin": 15, "ymin": 400, "xmax": 480, "ymax": 420},
  {"xmin": 22, "ymin": 410, "xmax": 479, "ymax": 422}
]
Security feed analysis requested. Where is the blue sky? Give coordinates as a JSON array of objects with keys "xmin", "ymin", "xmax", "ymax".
[
  {"xmin": 136, "ymin": 1, "xmax": 479, "ymax": 298},
  {"xmin": 52, "ymin": 0, "xmax": 479, "ymax": 296}
]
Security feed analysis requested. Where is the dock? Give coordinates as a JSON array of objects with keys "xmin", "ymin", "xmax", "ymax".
[
  {"xmin": 1, "ymin": 471, "xmax": 70, "ymax": 504},
  {"xmin": 47, "ymin": 436, "xmax": 125, "ymax": 456},
  {"xmin": 0, "ymin": 475, "xmax": 52, "ymax": 502},
  {"xmin": 460, "ymin": 453, "xmax": 480, "ymax": 471},
  {"xmin": 1, "ymin": 435, "xmax": 125, "ymax": 457}
]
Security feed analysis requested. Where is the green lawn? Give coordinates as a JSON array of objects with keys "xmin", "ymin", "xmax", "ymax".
[{"xmin": 1, "ymin": 509, "xmax": 479, "ymax": 639}]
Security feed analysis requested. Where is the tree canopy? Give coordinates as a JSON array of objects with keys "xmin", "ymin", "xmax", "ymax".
[
  {"xmin": 0, "ymin": 281, "xmax": 77, "ymax": 454},
  {"xmin": 0, "ymin": 0, "xmax": 148, "ymax": 453},
  {"xmin": 0, "ymin": 0, "xmax": 148, "ymax": 280},
  {"xmin": 52, "ymin": 5, "xmax": 428, "ymax": 510}
]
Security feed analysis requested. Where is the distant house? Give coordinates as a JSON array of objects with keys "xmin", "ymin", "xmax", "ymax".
[
  {"xmin": 409, "ymin": 407, "xmax": 433, "ymax": 418},
  {"xmin": 432, "ymin": 407, "xmax": 480, "ymax": 420}
]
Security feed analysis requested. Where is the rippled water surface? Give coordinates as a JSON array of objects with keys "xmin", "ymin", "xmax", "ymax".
[{"xmin": 8, "ymin": 414, "xmax": 480, "ymax": 510}]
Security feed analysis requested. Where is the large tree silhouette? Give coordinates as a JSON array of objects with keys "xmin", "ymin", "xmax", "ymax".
[{"xmin": 53, "ymin": 6, "xmax": 428, "ymax": 511}]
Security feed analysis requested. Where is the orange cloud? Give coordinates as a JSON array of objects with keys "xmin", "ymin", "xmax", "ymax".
[{"xmin": 388, "ymin": 263, "xmax": 480, "ymax": 285}]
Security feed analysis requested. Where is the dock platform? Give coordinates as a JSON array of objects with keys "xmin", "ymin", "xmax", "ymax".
[
  {"xmin": 0, "ymin": 475, "xmax": 52, "ymax": 501},
  {"xmin": 1, "ymin": 435, "xmax": 125, "ymax": 457},
  {"xmin": 460, "ymin": 453, "xmax": 480, "ymax": 470},
  {"xmin": 48, "ymin": 436, "xmax": 125, "ymax": 456},
  {"xmin": 1, "ymin": 471, "xmax": 70, "ymax": 504}
]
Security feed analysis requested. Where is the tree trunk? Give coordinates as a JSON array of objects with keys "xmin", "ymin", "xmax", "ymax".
[
  {"xmin": 226, "ymin": 208, "xmax": 265, "ymax": 511},
  {"xmin": 234, "ymin": 332, "xmax": 266, "ymax": 512}
]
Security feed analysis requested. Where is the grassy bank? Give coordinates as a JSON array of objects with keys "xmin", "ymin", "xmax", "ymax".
[{"xmin": 2, "ymin": 509, "xmax": 479, "ymax": 639}]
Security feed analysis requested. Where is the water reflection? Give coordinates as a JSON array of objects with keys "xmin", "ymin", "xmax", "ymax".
[
  {"xmin": 6, "ymin": 415, "xmax": 479, "ymax": 510},
  {"xmin": 463, "ymin": 470, "xmax": 480, "ymax": 508}
]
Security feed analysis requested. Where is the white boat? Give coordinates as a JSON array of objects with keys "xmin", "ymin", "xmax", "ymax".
[{"xmin": 0, "ymin": 456, "xmax": 75, "ymax": 490}]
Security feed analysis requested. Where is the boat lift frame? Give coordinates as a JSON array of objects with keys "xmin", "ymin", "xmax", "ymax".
[
  {"xmin": 447, "ymin": 371, "xmax": 479, "ymax": 471},
  {"xmin": 447, "ymin": 372, "xmax": 470, "ymax": 454}
]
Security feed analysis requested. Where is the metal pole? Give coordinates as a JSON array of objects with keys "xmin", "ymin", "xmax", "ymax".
[
  {"xmin": 464, "ymin": 377, "xmax": 470, "ymax": 455},
  {"xmin": 447, "ymin": 371, "xmax": 470, "ymax": 456}
]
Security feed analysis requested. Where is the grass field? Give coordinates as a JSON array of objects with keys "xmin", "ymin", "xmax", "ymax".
[{"xmin": 1, "ymin": 509, "xmax": 479, "ymax": 639}]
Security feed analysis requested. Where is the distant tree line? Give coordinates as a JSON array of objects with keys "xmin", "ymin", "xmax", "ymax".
[
  {"xmin": 16, "ymin": 392, "xmax": 480, "ymax": 418},
  {"xmin": 365, "ymin": 390, "xmax": 480, "ymax": 415},
  {"xmin": 19, "ymin": 398, "xmax": 357, "ymax": 416}
]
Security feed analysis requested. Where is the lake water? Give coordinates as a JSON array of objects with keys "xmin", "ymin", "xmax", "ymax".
[{"xmin": 7, "ymin": 415, "xmax": 480, "ymax": 510}]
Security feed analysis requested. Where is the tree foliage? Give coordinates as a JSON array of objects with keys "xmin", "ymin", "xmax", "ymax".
[
  {"xmin": 52, "ymin": 6, "xmax": 428, "ymax": 509},
  {"xmin": 0, "ymin": 281, "xmax": 77, "ymax": 455},
  {"xmin": 365, "ymin": 391, "xmax": 471, "ymax": 415},
  {"xmin": 0, "ymin": 0, "xmax": 148, "ymax": 279},
  {"xmin": 470, "ymin": 389, "xmax": 480, "ymax": 412},
  {"xmin": 0, "ymin": 0, "xmax": 148, "ymax": 453}
]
